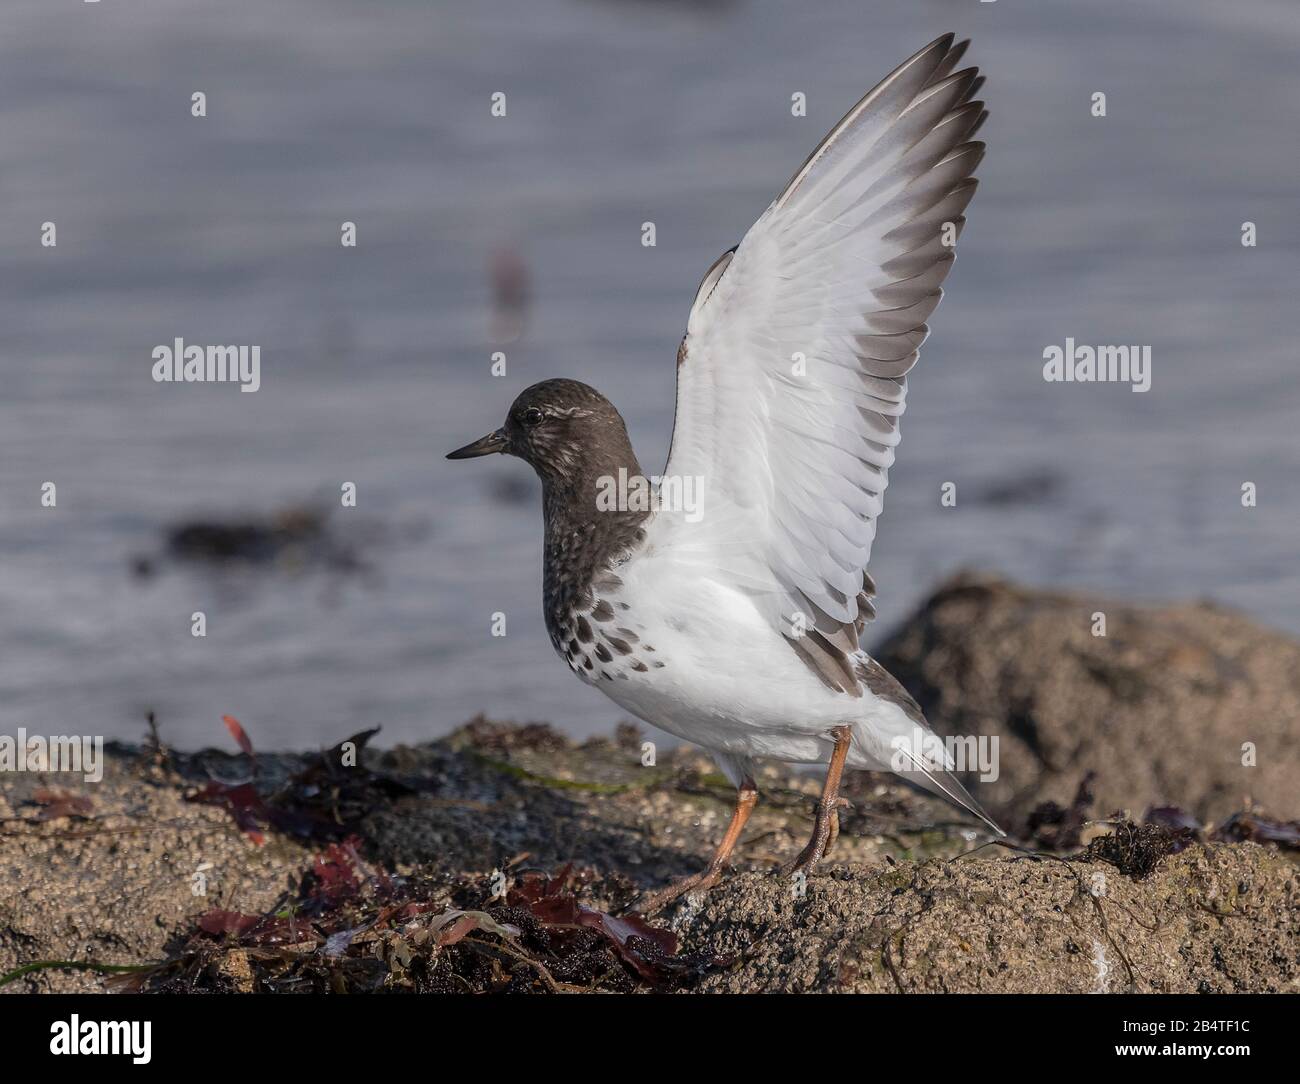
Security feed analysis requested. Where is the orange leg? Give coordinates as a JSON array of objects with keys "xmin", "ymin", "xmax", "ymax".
[
  {"xmin": 636, "ymin": 779, "xmax": 758, "ymax": 915},
  {"xmin": 784, "ymin": 725, "xmax": 853, "ymax": 874}
]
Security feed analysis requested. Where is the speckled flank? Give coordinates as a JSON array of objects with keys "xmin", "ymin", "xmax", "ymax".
[{"xmin": 555, "ymin": 589, "xmax": 664, "ymax": 685}]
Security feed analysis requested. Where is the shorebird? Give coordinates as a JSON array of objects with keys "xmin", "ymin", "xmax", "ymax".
[{"xmin": 449, "ymin": 34, "xmax": 1002, "ymax": 911}]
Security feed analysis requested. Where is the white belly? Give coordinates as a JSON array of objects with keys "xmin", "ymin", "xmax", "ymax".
[{"xmin": 569, "ymin": 545, "xmax": 898, "ymax": 767}]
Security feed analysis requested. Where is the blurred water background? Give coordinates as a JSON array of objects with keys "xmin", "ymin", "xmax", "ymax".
[{"xmin": 2, "ymin": 0, "xmax": 1297, "ymax": 749}]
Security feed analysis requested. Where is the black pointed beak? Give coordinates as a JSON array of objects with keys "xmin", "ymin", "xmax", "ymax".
[{"xmin": 446, "ymin": 427, "xmax": 508, "ymax": 460}]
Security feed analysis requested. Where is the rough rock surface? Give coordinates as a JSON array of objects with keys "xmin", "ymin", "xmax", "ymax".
[
  {"xmin": 0, "ymin": 751, "xmax": 314, "ymax": 994},
  {"xmin": 2, "ymin": 577, "xmax": 1297, "ymax": 994},
  {"xmin": 683, "ymin": 846, "xmax": 1297, "ymax": 993},
  {"xmin": 874, "ymin": 572, "xmax": 1300, "ymax": 826},
  {"xmin": 2, "ymin": 721, "xmax": 1296, "ymax": 994}
]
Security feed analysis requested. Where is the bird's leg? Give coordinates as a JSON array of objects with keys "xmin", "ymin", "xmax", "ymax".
[
  {"xmin": 634, "ymin": 779, "xmax": 758, "ymax": 916},
  {"xmin": 784, "ymin": 725, "xmax": 853, "ymax": 875}
]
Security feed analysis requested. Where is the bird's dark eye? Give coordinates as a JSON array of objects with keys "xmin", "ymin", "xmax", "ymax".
[{"xmin": 521, "ymin": 407, "xmax": 544, "ymax": 427}]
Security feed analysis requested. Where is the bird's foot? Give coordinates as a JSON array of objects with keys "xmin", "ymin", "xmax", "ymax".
[
  {"xmin": 781, "ymin": 797, "xmax": 851, "ymax": 876},
  {"xmin": 781, "ymin": 840, "xmax": 825, "ymax": 878},
  {"xmin": 823, "ymin": 797, "xmax": 851, "ymax": 857},
  {"xmin": 631, "ymin": 866, "xmax": 723, "ymax": 917}
]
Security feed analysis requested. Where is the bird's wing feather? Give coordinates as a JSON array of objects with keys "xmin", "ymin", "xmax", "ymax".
[{"xmin": 659, "ymin": 34, "xmax": 985, "ymax": 695}]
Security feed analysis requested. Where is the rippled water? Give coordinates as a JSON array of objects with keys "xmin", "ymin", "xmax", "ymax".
[{"xmin": 3, "ymin": 0, "xmax": 1297, "ymax": 749}]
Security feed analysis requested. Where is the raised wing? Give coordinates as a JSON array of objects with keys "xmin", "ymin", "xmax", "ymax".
[{"xmin": 661, "ymin": 34, "xmax": 985, "ymax": 695}]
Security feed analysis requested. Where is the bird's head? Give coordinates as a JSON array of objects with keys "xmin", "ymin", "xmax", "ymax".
[{"xmin": 446, "ymin": 378, "xmax": 638, "ymax": 489}]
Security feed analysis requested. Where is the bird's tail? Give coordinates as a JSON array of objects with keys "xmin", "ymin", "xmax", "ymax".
[{"xmin": 892, "ymin": 742, "xmax": 1006, "ymax": 837}]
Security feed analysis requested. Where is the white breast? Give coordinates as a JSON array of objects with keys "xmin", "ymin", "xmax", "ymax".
[{"xmin": 577, "ymin": 533, "xmax": 872, "ymax": 764}]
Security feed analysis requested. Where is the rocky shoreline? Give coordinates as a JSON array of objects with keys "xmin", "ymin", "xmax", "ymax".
[{"xmin": 2, "ymin": 575, "xmax": 1296, "ymax": 993}]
